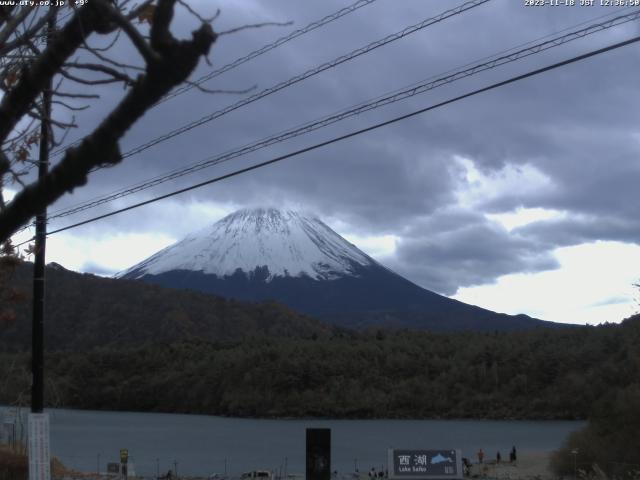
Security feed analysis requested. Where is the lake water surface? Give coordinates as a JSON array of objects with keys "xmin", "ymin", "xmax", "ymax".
[{"xmin": 2, "ymin": 408, "xmax": 584, "ymax": 477}]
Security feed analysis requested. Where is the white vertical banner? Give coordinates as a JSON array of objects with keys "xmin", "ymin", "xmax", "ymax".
[
  {"xmin": 1, "ymin": 409, "xmax": 16, "ymax": 444},
  {"xmin": 0, "ymin": 410, "xmax": 6, "ymax": 443},
  {"xmin": 28, "ymin": 413, "xmax": 51, "ymax": 480}
]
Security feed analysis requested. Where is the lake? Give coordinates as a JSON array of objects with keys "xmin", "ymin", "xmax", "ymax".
[{"xmin": 1, "ymin": 408, "xmax": 584, "ymax": 477}]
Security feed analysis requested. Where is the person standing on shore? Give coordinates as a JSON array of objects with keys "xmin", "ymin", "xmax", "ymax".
[
  {"xmin": 496, "ymin": 451, "xmax": 501, "ymax": 464},
  {"xmin": 510, "ymin": 446, "xmax": 517, "ymax": 462},
  {"xmin": 477, "ymin": 449, "xmax": 484, "ymax": 464}
]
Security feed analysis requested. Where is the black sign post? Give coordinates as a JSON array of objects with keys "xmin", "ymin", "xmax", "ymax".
[
  {"xmin": 306, "ymin": 428, "xmax": 331, "ymax": 480},
  {"xmin": 388, "ymin": 450, "xmax": 462, "ymax": 480}
]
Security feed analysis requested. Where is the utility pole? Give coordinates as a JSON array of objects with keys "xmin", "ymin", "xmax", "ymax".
[
  {"xmin": 32, "ymin": 8, "xmax": 55, "ymax": 415},
  {"xmin": 28, "ymin": 10, "xmax": 55, "ymax": 480}
]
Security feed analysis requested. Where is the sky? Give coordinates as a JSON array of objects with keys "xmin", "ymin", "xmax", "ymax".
[{"xmin": 8, "ymin": 0, "xmax": 640, "ymax": 325}]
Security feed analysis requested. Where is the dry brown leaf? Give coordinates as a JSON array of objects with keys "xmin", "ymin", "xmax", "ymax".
[
  {"xmin": 0, "ymin": 310, "xmax": 17, "ymax": 325},
  {"xmin": 24, "ymin": 243, "xmax": 36, "ymax": 256},
  {"xmin": 137, "ymin": 4, "xmax": 156, "ymax": 24},
  {"xmin": 26, "ymin": 133, "xmax": 40, "ymax": 146},
  {"xmin": 8, "ymin": 288, "xmax": 27, "ymax": 302},
  {"xmin": 15, "ymin": 146, "xmax": 29, "ymax": 162},
  {"xmin": 4, "ymin": 70, "xmax": 19, "ymax": 88}
]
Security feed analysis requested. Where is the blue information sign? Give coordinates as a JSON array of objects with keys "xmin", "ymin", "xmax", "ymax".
[{"xmin": 387, "ymin": 449, "xmax": 462, "ymax": 480}]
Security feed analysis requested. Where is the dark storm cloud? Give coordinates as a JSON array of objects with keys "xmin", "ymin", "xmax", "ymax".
[
  {"xmin": 386, "ymin": 209, "xmax": 559, "ymax": 295},
  {"xmin": 39, "ymin": 1, "xmax": 640, "ymax": 292},
  {"xmin": 516, "ymin": 214, "xmax": 640, "ymax": 247},
  {"xmin": 201, "ymin": 130, "xmax": 465, "ymax": 231}
]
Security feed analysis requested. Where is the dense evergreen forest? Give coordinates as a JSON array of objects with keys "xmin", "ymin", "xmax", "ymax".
[
  {"xmin": 1, "ymin": 262, "xmax": 333, "ymax": 352},
  {"xmin": 1, "ymin": 315, "xmax": 638, "ymax": 419},
  {"xmin": 551, "ymin": 382, "xmax": 640, "ymax": 477},
  {"xmin": 2, "ymin": 260, "xmax": 639, "ymax": 476}
]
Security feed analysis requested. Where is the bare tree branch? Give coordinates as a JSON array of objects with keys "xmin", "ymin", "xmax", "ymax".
[
  {"xmin": 51, "ymin": 100, "xmax": 91, "ymax": 112},
  {"xmin": 150, "ymin": 0, "xmax": 175, "ymax": 50},
  {"xmin": 8, "ymin": 168, "xmax": 27, "ymax": 188},
  {"xmin": 0, "ymin": 1, "xmax": 116, "ymax": 143},
  {"xmin": 125, "ymin": 0, "xmax": 156, "ymax": 22},
  {"xmin": 184, "ymin": 81, "xmax": 257, "ymax": 96},
  {"xmin": 0, "ymin": 7, "xmax": 58, "ymax": 57},
  {"xmin": 0, "ymin": 7, "xmax": 32, "ymax": 49},
  {"xmin": 178, "ymin": 0, "xmax": 219, "ymax": 24},
  {"xmin": 59, "ymin": 67, "xmax": 134, "ymax": 86},
  {"xmin": 0, "ymin": 0, "xmax": 217, "ymax": 242},
  {"xmin": 80, "ymin": 27, "xmax": 121, "ymax": 52},
  {"xmin": 104, "ymin": 3, "xmax": 160, "ymax": 64},
  {"xmin": 27, "ymin": 110, "xmax": 77, "ymax": 129},
  {"xmin": 52, "ymin": 119, "xmax": 74, "ymax": 148},
  {"xmin": 2, "ymin": 117, "xmax": 37, "ymax": 148},
  {"xmin": 218, "ymin": 21, "xmax": 293, "ymax": 37},
  {"xmin": 80, "ymin": 42, "xmax": 145, "ymax": 71},
  {"xmin": 0, "ymin": 150, "xmax": 9, "ymax": 180},
  {"xmin": 67, "ymin": 61, "xmax": 137, "ymax": 84},
  {"xmin": 53, "ymin": 91, "xmax": 100, "ymax": 99},
  {"xmin": 0, "ymin": 6, "xmax": 17, "ymax": 30}
]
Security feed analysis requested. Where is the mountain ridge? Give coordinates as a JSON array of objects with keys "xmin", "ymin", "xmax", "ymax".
[
  {"xmin": 0, "ymin": 260, "xmax": 334, "ymax": 352},
  {"xmin": 120, "ymin": 207, "xmax": 563, "ymax": 331},
  {"xmin": 118, "ymin": 208, "xmax": 376, "ymax": 281}
]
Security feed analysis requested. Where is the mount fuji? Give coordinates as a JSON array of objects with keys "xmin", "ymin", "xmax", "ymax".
[{"xmin": 118, "ymin": 208, "xmax": 557, "ymax": 331}]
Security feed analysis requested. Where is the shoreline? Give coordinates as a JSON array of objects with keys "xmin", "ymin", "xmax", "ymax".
[
  {"xmin": 2, "ymin": 443, "xmax": 556, "ymax": 480},
  {"xmin": 0, "ymin": 404, "xmax": 588, "ymax": 421},
  {"xmin": 467, "ymin": 452, "xmax": 554, "ymax": 479}
]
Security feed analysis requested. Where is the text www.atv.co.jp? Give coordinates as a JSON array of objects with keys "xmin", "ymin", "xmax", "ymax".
[{"xmin": 0, "ymin": 0, "xmax": 75, "ymax": 6}]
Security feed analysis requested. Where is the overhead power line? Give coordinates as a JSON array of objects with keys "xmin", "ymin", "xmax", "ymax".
[
  {"xmin": 94, "ymin": 0, "xmax": 491, "ymax": 163},
  {"xmin": 46, "ymin": 9, "xmax": 640, "ymax": 222},
  {"xmin": 11, "ymin": 0, "xmax": 492, "ymax": 240},
  {"xmin": 48, "ymin": 0, "xmax": 379, "ymax": 158},
  {"xmin": 120, "ymin": 0, "xmax": 490, "ymax": 158},
  {"xmin": 160, "ymin": 0, "xmax": 379, "ymax": 104},
  {"xmin": 25, "ymin": 32, "xmax": 640, "ymax": 243}
]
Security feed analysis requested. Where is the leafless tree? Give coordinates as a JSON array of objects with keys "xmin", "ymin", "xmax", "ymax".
[{"xmin": 0, "ymin": 0, "xmax": 218, "ymax": 244}]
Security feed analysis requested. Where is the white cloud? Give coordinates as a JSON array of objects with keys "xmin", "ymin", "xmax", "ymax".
[
  {"xmin": 341, "ymin": 233, "xmax": 399, "ymax": 260},
  {"xmin": 453, "ymin": 241, "xmax": 640, "ymax": 325},
  {"xmin": 46, "ymin": 232, "xmax": 176, "ymax": 275},
  {"xmin": 454, "ymin": 156, "xmax": 555, "ymax": 208},
  {"xmin": 10, "ymin": 199, "xmax": 239, "ymax": 274},
  {"xmin": 3, "ymin": 188, "xmax": 16, "ymax": 202},
  {"xmin": 486, "ymin": 207, "xmax": 565, "ymax": 231}
]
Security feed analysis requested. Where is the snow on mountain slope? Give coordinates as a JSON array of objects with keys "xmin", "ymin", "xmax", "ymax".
[
  {"xmin": 118, "ymin": 208, "xmax": 376, "ymax": 281},
  {"xmin": 116, "ymin": 207, "xmax": 558, "ymax": 331}
]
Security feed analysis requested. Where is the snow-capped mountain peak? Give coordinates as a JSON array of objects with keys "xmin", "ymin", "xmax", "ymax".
[
  {"xmin": 116, "ymin": 207, "xmax": 555, "ymax": 332},
  {"xmin": 118, "ymin": 207, "xmax": 376, "ymax": 281}
]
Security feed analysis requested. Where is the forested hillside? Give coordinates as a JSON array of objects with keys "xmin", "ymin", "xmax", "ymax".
[
  {"xmin": 0, "ymin": 262, "xmax": 333, "ymax": 352},
  {"xmin": 2, "ymin": 315, "xmax": 638, "ymax": 419},
  {"xmin": 551, "ymin": 382, "xmax": 640, "ymax": 477}
]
